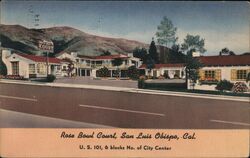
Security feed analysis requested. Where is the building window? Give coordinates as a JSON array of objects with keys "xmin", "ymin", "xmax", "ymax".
[
  {"xmin": 29, "ymin": 64, "xmax": 35, "ymax": 74},
  {"xmin": 37, "ymin": 63, "xmax": 46, "ymax": 75},
  {"xmin": 205, "ymin": 70, "xmax": 215, "ymax": 80},
  {"xmin": 86, "ymin": 60, "xmax": 90, "ymax": 66},
  {"xmin": 236, "ymin": 70, "xmax": 247, "ymax": 80},
  {"xmin": 11, "ymin": 62, "xmax": 19, "ymax": 75},
  {"xmin": 62, "ymin": 66, "xmax": 67, "ymax": 70},
  {"xmin": 96, "ymin": 61, "xmax": 102, "ymax": 66},
  {"xmin": 174, "ymin": 70, "xmax": 180, "ymax": 78}
]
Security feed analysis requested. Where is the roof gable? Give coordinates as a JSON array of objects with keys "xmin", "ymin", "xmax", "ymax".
[{"xmin": 15, "ymin": 53, "xmax": 61, "ymax": 64}]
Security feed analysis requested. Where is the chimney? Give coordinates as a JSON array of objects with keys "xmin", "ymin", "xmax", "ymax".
[
  {"xmin": 70, "ymin": 52, "xmax": 77, "ymax": 58},
  {"xmin": 1, "ymin": 49, "xmax": 11, "ymax": 60},
  {"xmin": 1, "ymin": 49, "xmax": 11, "ymax": 67}
]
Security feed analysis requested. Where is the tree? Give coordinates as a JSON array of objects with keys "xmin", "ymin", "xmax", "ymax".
[
  {"xmin": 133, "ymin": 47, "xmax": 147, "ymax": 64},
  {"xmin": 96, "ymin": 66, "xmax": 110, "ymax": 77},
  {"xmin": 148, "ymin": 38, "xmax": 159, "ymax": 64},
  {"xmin": 0, "ymin": 57, "xmax": 7, "ymax": 76},
  {"xmin": 127, "ymin": 66, "xmax": 140, "ymax": 80},
  {"xmin": 112, "ymin": 58, "xmax": 123, "ymax": 78},
  {"xmin": 67, "ymin": 63, "xmax": 74, "ymax": 77},
  {"xmin": 156, "ymin": 16, "xmax": 178, "ymax": 48},
  {"xmin": 62, "ymin": 58, "xmax": 74, "ymax": 77},
  {"xmin": 168, "ymin": 44, "xmax": 185, "ymax": 63},
  {"xmin": 219, "ymin": 48, "xmax": 235, "ymax": 56},
  {"xmin": 101, "ymin": 50, "xmax": 111, "ymax": 56},
  {"xmin": 181, "ymin": 34, "xmax": 206, "ymax": 55},
  {"xmin": 181, "ymin": 34, "xmax": 206, "ymax": 89},
  {"xmin": 145, "ymin": 55, "xmax": 155, "ymax": 77},
  {"xmin": 185, "ymin": 54, "xmax": 203, "ymax": 81}
]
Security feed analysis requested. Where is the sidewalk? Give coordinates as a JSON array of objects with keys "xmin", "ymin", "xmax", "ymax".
[{"xmin": 0, "ymin": 79, "xmax": 249, "ymax": 102}]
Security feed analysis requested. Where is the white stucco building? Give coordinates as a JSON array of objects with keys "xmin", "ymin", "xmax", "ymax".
[
  {"xmin": 56, "ymin": 52, "xmax": 142, "ymax": 78},
  {"xmin": 188, "ymin": 54, "xmax": 250, "ymax": 90},
  {"xmin": 139, "ymin": 63, "xmax": 186, "ymax": 79},
  {"xmin": 1, "ymin": 49, "xmax": 62, "ymax": 78}
]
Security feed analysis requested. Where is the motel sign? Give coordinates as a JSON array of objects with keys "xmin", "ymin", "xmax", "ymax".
[{"xmin": 38, "ymin": 40, "xmax": 54, "ymax": 53}]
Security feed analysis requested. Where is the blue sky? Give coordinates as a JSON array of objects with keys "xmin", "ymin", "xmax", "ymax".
[{"xmin": 1, "ymin": 1, "xmax": 249, "ymax": 55}]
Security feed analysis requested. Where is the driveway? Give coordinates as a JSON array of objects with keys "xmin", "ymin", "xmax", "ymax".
[{"xmin": 55, "ymin": 77, "xmax": 138, "ymax": 88}]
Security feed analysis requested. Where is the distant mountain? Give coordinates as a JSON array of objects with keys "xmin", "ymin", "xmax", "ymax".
[{"xmin": 0, "ymin": 24, "xmax": 148, "ymax": 56}]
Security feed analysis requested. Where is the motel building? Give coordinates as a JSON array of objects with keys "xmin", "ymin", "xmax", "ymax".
[
  {"xmin": 1, "ymin": 49, "xmax": 62, "ymax": 78},
  {"xmin": 188, "ymin": 54, "xmax": 250, "ymax": 91},
  {"xmin": 139, "ymin": 63, "xmax": 186, "ymax": 79},
  {"xmin": 1, "ymin": 49, "xmax": 142, "ymax": 79},
  {"xmin": 56, "ymin": 52, "xmax": 142, "ymax": 78},
  {"xmin": 139, "ymin": 53, "xmax": 250, "ymax": 91}
]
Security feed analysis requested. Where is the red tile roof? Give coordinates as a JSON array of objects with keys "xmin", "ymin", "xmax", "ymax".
[
  {"xmin": 139, "ymin": 63, "xmax": 185, "ymax": 69},
  {"xmin": 197, "ymin": 55, "xmax": 250, "ymax": 66},
  {"xmin": 93, "ymin": 54, "xmax": 129, "ymax": 60},
  {"xmin": 77, "ymin": 55, "xmax": 95, "ymax": 59},
  {"xmin": 16, "ymin": 53, "xmax": 61, "ymax": 64},
  {"xmin": 76, "ymin": 54, "xmax": 129, "ymax": 60}
]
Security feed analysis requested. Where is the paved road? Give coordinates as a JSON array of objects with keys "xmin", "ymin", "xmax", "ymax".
[{"xmin": 0, "ymin": 82, "xmax": 249, "ymax": 129}]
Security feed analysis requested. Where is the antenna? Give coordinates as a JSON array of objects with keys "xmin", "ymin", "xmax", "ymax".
[
  {"xmin": 27, "ymin": 5, "xmax": 34, "ymax": 28},
  {"xmin": 97, "ymin": 17, "xmax": 103, "ymax": 33},
  {"xmin": 34, "ymin": 14, "xmax": 40, "ymax": 27}
]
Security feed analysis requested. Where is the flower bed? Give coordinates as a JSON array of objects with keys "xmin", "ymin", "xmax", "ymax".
[
  {"xmin": 199, "ymin": 79, "xmax": 218, "ymax": 85},
  {"xmin": 0, "ymin": 75, "xmax": 25, "ymax": 80}
]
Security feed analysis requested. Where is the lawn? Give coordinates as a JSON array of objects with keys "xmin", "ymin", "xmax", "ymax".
[{"xmin": 142, "ymin": 82, "xmax": 250, "ymax": 97}]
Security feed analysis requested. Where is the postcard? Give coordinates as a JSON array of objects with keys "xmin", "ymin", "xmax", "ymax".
[{"xmin": 0, "ymin": 0, "xmax": 249, "ymax": 157}]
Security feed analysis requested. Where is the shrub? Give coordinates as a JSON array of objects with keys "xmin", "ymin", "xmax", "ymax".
[
  {"xmin": 47, "ymin": 74, "xmax": 56, "ymax": 82},
  {"xmin": 139, "ymin": 75, "xmax": 147, "ymax": 80},
  {"xmin": 3, "ymin": 75, "xmax": 25, "ymax": 80},
  {"xmin": 158, "ymin": 75, "xmax": 165, "ymax": 79},
  {"xmin": 232, "ymin": 82, "xmax": 248, "ymax": 93},
  {"xmin": 147, "ymin": 76, "xmax": 153, "ymax": 79},
  {"xmin": 96, "ymin": 67, "xmax": 110, "ymax": 77},
  {"xmin": 127, "ymin": 66, "xmax": 140, "ymax": 80},
  {"xmin": 246, "ymin": 72, "xmax": 250, "ymax": 82},
  {"xmin": 0, "ymin": 58, "xmax": 7, "ymax": 76},
  {"xmin": 138, "ymin": 78, "xmax": 145, "ymax": 89},
  {"xmin": 112, "ymin": 70, "xmax": 119, "ymax": 78},
  {"xmin": 215, "ymin": 80, "xmax": 233, "ymax": 92}
]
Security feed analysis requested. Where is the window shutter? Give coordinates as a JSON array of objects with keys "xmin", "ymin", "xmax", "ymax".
[
  {"xmin": 231, "ymin": 69, "xmax": 237, "ymax": 81},
  {"xmin": 199, "ymin": 69, "xmax": 205, "ymax": 80},
  {"xmin": 215, "ymin": 69, "xmax": 221, "ymax": 81}
]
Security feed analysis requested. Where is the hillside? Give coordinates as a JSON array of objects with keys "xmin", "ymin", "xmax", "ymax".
[{"xmin": 0, "ymin": 24, "xmax": 148, "ymax": 56}]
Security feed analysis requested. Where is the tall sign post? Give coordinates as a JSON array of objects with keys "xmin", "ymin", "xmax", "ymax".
[{"xmin": 38, "ymin": 40, "xmax": 54, "ymax": 77}]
